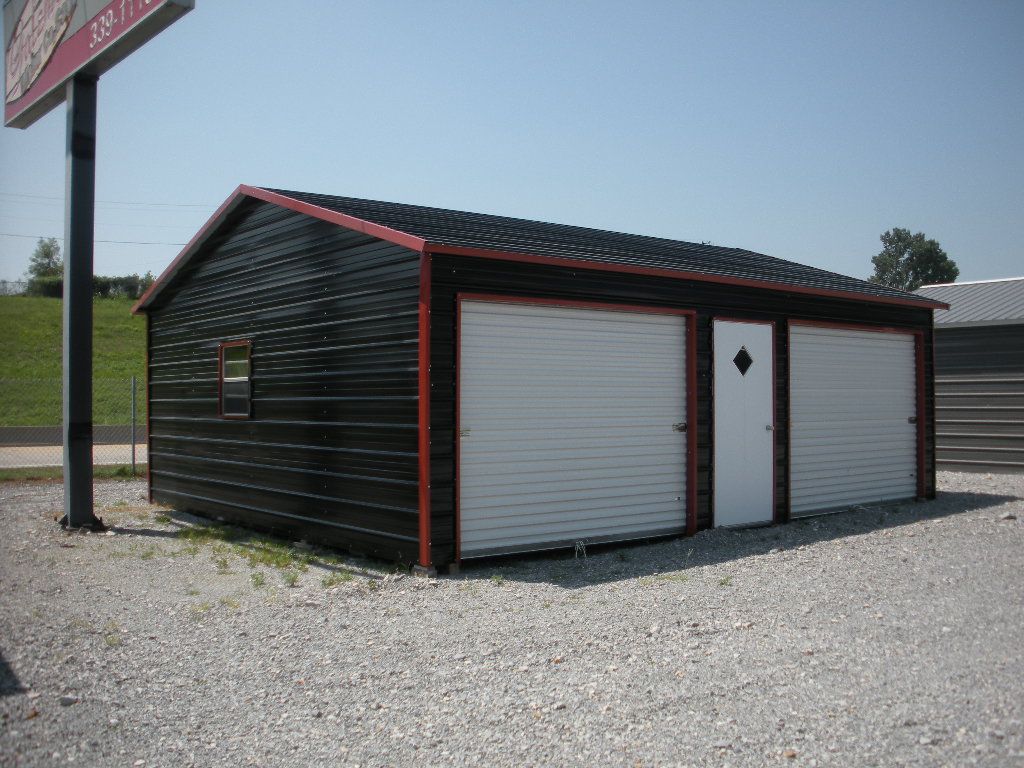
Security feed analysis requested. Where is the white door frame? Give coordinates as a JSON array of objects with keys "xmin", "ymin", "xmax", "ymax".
[{"xmin": 712, "ymin": 318, "xmax": 776, "ymax": 527}]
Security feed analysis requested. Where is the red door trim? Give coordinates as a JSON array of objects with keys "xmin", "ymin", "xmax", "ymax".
[
  {"xmin": 712, "ymin": 317, "xmax": 778, "ymax": 525},
  {"xmin": 454, "ymin": 293, "xmax": 698, "ymax": 561}
]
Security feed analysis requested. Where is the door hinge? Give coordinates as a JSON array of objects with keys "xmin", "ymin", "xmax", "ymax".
[
  {"xmin": 907, "ymin": 416, "xmax": 917, "ymax": 424},
  {"xmin": 459, "ymin": 428, "xmax": 471, "ymax": 437},
  {"xmin": 672, "ymin": 422, "xmax": 687, "ymax": 433}
]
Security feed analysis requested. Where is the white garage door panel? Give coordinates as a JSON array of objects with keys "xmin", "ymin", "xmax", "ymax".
[
  {"xmin": 459, "ymin": 301, "xmax": 687, "ymax": 557},
  {"xmin": 790, "ymin": 325, "xmax": 916, "ymax": 516}
]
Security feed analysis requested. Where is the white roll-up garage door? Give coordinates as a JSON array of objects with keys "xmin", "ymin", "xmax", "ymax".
[
  {"xmin": 458, "ymin": 300, "xmax": 688, "ymax": 557},
  {"xmin": 790, "ymin": 324, "xmax": 918, "ymax": 516}
]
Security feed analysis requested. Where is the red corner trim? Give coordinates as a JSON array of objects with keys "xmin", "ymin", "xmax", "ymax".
[
  {"xmin": 426, "ymin": 245, "xmax": 949, "ymax": 311},
  {"xmin": 417, "ymin": 253, "xmax": 433, "ymax": 568}
]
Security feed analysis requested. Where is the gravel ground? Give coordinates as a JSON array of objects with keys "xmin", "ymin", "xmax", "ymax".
[{"xmin": 1, "ymin": 473, "xmax": 1022, "ymax": 768}]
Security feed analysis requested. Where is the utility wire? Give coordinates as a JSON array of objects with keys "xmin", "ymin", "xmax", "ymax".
[
  {"xmin": 0, "ymin": 191, "xmax": 214, "ymax": 208},
  {"xmin": 0, "ymin": 232, "xmax": 184, "ymax": 246}
]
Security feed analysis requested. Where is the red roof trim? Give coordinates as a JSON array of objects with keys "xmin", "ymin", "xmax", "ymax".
[
  {"xmin": 134, "ymin": 185, "xmax": 949, "ymax": 314},
  {"xmin": 424, "ymin": 244, "xmax": 950, "ymax": 311},
  {"xmin": 241, "ymin": 186, "xmax": 428, "ymax": 254}
]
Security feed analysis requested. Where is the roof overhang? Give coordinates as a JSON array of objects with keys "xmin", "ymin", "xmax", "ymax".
[
  {"xmin": 133, "ymin": 186, "xmax": 949, "ymax": 314},
  {"xmin": 934, "ymin": 318, "xmax": 1024, "ymax": 329}
]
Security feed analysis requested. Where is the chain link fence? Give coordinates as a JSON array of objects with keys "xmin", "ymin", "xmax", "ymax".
[
  {"xmin": 0, "ymin": 280, "xmax": 27, "ymax": 296},
  {"xmin": 0, "ymin": 378, "xmax": 146, "ymax": 472}
]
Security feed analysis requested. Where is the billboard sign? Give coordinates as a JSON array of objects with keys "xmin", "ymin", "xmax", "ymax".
[{"xmin": 4, "ymin": 0, "xmax": 193, "ymax": 128}]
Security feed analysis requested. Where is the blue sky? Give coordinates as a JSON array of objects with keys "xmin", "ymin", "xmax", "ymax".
[{"xmin": 1, "ymin": 1, "xmax": 1022, "ymax": 285}]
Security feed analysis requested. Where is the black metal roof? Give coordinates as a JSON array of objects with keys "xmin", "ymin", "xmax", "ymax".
[
  {"xmin": 135, "ymin": 185, "xmax": 946, "ymax": 312},
  {"xmin": 266, "ymin": 188, "xmax": 937, "ymax": 307},
  {"xmin": 915, "ymin": 277, "xmax": 1024, "ymax": 326}
]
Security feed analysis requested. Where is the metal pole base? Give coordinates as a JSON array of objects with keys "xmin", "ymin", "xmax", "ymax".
[{"xmin": 58, "ymin": 513, "xmax": 107, "ymax": 532}]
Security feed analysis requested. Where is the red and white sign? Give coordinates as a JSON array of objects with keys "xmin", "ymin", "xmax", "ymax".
[{"xmin": 4, "ymin": 0, "xmax": 193, "ymax": 128}]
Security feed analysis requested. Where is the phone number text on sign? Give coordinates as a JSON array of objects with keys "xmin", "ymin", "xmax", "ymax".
[{"xmin": 90, "ymin": 0, "xmax": 156, "ymax": 49}]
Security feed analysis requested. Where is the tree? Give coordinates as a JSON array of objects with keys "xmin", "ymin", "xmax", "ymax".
[
  {"xmin": 26, "ymin": 237, "xmax": 63, "ymax": 280},
  {"xmin": 869, "ymin": 228, "xmax": 958, "ymax": 292}
]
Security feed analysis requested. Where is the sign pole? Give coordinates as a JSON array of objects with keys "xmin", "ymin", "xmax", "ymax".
[{"xmin": 61, "ymin": 73, "xmax": 104, "ymax": 530}]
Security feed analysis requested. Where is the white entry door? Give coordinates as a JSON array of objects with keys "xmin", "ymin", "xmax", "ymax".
[{"xmin": 713, "ymin": 319, "xmax": 775, "ymax": 526}]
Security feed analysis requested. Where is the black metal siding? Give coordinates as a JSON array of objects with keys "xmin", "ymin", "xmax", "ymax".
[
  {"xmin": 934, "ymin": 325, "xmax": 1024, "ymax": 473},
  {"xmin": 146, "ymin": 200, "xmax": 422, "ymax": 561},
  {"xmin": 429, "ymin": 255, "xmax": 935, "ymax": 565}
]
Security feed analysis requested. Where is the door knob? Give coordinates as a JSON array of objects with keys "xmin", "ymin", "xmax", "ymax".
[{"xmin": 765, "ymin": 424, "xmax": 775, "ymax": 431}]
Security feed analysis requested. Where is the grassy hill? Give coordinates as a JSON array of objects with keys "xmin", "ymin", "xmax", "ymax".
[{"xmin": 0, "ymin": 296, "xmax": 146, "ymax": 426}]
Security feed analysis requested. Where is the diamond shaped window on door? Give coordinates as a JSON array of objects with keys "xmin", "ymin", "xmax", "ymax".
[{"xmin": 733, "ymin": 347, "xmax": 753, "ymax": 376}]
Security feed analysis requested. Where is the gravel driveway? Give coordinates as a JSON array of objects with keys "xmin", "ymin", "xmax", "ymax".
[{"xmin": 1, "ymin": 473, "xmax": 1022, "ymax": 767}]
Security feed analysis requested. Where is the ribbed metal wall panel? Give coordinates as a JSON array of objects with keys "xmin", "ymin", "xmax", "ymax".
[
  {"xmin": 934, "ymin": 326, "xmax": 1024, "ymax": 473},
  {"xmin": 458, "ymin": 300, "xmax": 687, "ymax": 557},
  {"xmin": 790, "ymin": 326, "xmax": 917, "ymax": 515},
  {"xmin": 146, "ymin": 200, "xmax": 422, "ymax": 561},
  {"xmin": 429, "ymin": 255, "xmax": 936, "ymax": 565}
]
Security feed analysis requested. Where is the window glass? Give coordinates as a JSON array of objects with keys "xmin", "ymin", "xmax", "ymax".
[{"xmin": 220, "ymin": 342, "xmax": 251, "ymax": 417}]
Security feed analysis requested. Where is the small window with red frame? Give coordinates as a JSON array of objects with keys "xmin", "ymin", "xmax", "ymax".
[{"xmin": 219, "ymin": 341, "xmax": 251, "ymax": 418}]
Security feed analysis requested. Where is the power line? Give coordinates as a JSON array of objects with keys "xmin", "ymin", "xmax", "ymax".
[
  {"xmin": 0, "ymin": 232, "xmax": 184, "ymax": 246},
  {"xmin": 0, "ymin": 191, "xmax": 214, "ymax": 208},
  {"xmin": 0, "ymin": 213, "xmax": 197, "ymax": 230}
]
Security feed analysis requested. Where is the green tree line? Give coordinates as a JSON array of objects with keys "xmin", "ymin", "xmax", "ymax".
[{"xmin": 24, "ymin": 237, "xmax": 155, "ymax": 299}]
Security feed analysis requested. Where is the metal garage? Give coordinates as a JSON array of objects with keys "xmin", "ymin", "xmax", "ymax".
[
  {"xmin": 789, "ymin": 323, "xmax": 922, "ymax": 515},
  {"xmin": 916, "ymin": 278, "xmax": 1024, "ymax": 473},
  {"xmin": 457, "ymin": 298, "xmax": 691, "ymax": 557},
  {"xmin": 134, "ymin": 185, "xmax": 944, "ymax": 569}
]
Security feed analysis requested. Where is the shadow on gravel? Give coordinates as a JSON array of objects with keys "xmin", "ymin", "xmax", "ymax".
[
  {"xmin": 0, "ymin": 652, "xmax": 26, "ymax": 697},
  {"xmin": 456, "ymin": 490, "xmax": 1020, "ymax": 589}
]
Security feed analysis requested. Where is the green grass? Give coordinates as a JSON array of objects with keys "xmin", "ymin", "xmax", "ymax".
[
  {"xmin": 0, "ymin": 296, "xmax": 146, "ymax": 426},
  {"xmin": 0, "ymin": 464, "xmax": 147, "ymax": 483}
]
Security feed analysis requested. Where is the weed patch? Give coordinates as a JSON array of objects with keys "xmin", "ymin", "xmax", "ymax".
[
  {"xmin": 218, "ymin": 596, "xmax": 240, "ymax": 610},
  {"xmin": 321, "ymin": 571, "xmax": 353, "ymax": 588}
]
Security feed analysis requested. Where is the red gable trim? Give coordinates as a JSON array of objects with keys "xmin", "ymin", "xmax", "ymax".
[
  {"xmin": 132, "ymin": 186, "xmax": 250, "ymax": 313},
  {"xmin": 423, "ymin": 244, "xmax": 949, "ymax": 311},
  {"xmin": 132, "ymin": 185, "xmax": 428, "ymax": 314}
]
